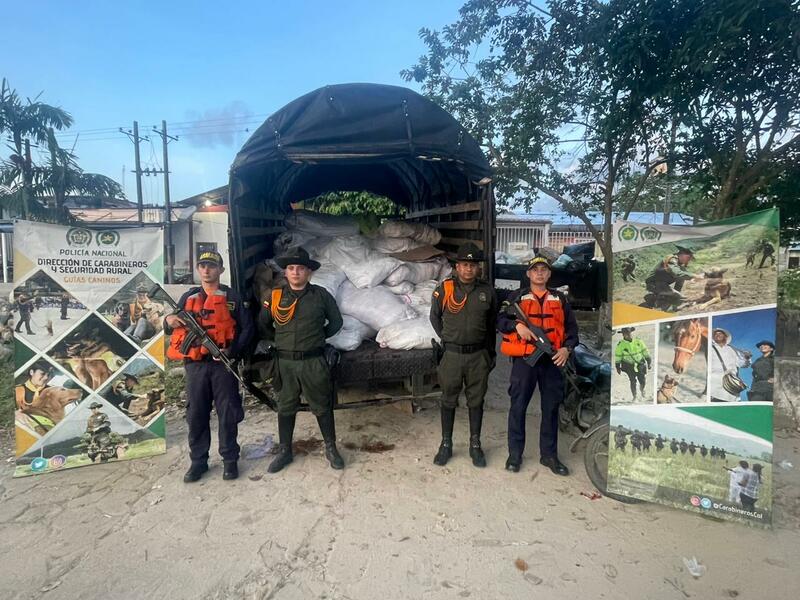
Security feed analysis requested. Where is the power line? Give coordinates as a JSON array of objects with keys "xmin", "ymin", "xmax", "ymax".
[{"xmin": 53, "ymin": 113, "xmax": 269, "ymax": 138}]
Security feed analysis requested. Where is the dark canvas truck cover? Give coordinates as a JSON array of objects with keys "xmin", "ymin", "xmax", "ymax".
[
  {"xmin": 227, "ymin": 83, "xmax": 494, "ymax": 287},
  {"xmin": 226, "ymin": 83, "xmax": 494, "ymax": 396}
]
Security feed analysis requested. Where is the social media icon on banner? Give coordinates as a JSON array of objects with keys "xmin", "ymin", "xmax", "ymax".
[
  {"xmin": 690, "ymin": 496, "xmax": 701, "ymax": 507},
  {"xmin": 700, "ymin": 498, "xmax": 712, "ymax": 509},
  {"xmin": 30, "ymin": 457, "xmax": 48, "ymax": 472},
  {"xmin": 49, "ymin": 455, "xmax": 67, "ymax": 469}
]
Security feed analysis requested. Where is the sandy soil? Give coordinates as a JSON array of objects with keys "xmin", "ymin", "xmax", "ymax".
[{"xmin": 1, "ymin": 356, "xmax": 799, "ymax": 600}]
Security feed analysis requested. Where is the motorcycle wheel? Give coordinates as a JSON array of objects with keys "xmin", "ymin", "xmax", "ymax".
[{"xmin": 584, "ymin": 422, "xmax": 644, "ymax": 504}]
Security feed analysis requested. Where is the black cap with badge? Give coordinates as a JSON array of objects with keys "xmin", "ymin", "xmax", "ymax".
[{"xmin": 197, "ymin": 250, "xmax": 224, "ymax": 267}]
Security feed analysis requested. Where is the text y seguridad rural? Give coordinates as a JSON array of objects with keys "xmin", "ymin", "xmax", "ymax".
[{"xmin": 38, "ymin": 255, "xmax": 149, "ymax": 275}]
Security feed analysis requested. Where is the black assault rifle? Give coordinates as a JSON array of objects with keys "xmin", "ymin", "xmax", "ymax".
[
  {"xmin": 511, "ymin": 302, "xmax": 555, "ymax": 367},
  {"xmin": 511, "ymin": 302, "xmax": 578, "ymax": 384},
  {"xmin": 152, "ymin": 284, "xmax": 277, "ymax": 411}
]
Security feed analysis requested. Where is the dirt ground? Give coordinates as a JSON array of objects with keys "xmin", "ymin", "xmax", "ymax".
[{"xmin": 2, "ymin": 354, "xmax": 800, "ymax": 600}]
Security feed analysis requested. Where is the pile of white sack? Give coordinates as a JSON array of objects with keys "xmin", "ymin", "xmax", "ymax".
[{"xmin": 270, "ymin": 210, "xmax": 450, "ymax": 351}]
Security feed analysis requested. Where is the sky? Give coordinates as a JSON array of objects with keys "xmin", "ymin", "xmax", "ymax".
[{"xmin": 2, "ymin": 0, "xmax": 469, "ymax": 203}]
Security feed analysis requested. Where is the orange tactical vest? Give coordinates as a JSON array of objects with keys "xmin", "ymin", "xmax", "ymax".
[
  {"xmin": 166, "ymin": 289, "xmax": 236, "ymax": 361},
  {"xmin": 500, "ymin": 290, "xmax": 566, "ymax": 357}
]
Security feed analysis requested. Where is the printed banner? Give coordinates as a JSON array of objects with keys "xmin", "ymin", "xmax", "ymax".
[
  {"xmin": 12, "ymin": 221, "xmax": 167, "ymax": 476},
  {"xmin": 608, "ymin": 209, "xmax": 778, "ymax": 526}
]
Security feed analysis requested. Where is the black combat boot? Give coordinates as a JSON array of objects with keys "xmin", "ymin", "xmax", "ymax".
[
  {"xmin": 468, "ymin": 407, "xmax": 486, "ymax": 468},
  {"xmin": 540, "ymin": 456, "xmax": 569, "ymax": 476},
  {"xmin": 505, "ymin": 454, "xmax": 522, "ymax": 473},
  {"xmin": 433, "ymin": 407, "xmax": 456, "ymax": 466},
  {"xmin": 317, "ymin": 410, "xmax": 344, "ymax": 470},
  {"xmin": 222, "ymin": 461, "xmax": 238, "ymax": 480},
  {"xmin": 268, "ymin": 414, "xmax": 296, "ymax": 474},
  {"xmin": 183, "ymin": 462, "xmax": 208, "ymax": 483}
]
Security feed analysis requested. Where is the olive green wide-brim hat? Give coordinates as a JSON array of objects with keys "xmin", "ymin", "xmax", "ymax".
[{"xmin": 451, "ymin": 242, "xmax": 484, "ymax": 263}]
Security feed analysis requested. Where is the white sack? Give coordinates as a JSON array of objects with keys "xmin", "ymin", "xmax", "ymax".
[
  {"xmin": 285, "ymin": 209, "xmax": 359, "ymax": 237},
  {"xmin": 376, "ymin": 316, "xmax": 439, "ymax": 350},
  {"xmin": 326, "ymin": 315, "xmax": 376, "ymax": 352},
  {"xmin": 303, "ymin": 236, "xmax": 334, "ymax": 259},
  {"xmin": 368, "ymin": 235, "xmax": 425, "ymax": 254},
  {"xmin": 378, "ymin": 220, "xmax": 442, "ymax": 245},
  {"xmin": 311, "ymin": 263, "xmax": 347, "ymax": 298},
  {"xmin": 383, "ymin": 260, "xmax": 442, "ymax": 286},
  {"xmin": 273, "ymin": 230, "xmax": 318, "ymax": 256},
  {"xmin": 408, "ymin": 280, "xmax": 438, "ymax": 307},
  {"xmin": 437, "ymin": 257, "xmax": 453, "ymax": 280},
  {"xmin": 320, "ymin": 236, "xmax": 402, "ymax": 288},
  {"xmin": 387, "ymin": 282, "xmax": 414, "ymax": 295},
  {"xmin": 337, "ymin": 281, "xmax": 417, "ymax": 331}
]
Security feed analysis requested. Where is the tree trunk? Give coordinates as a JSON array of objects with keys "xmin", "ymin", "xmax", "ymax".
[{"xmin": 22, "ymin": 139, "xmax": 32, "ymax": 220}]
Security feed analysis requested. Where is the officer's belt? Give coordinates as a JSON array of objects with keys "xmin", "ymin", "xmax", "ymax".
[
  {"xmin": 277, "ymin": 348, "xmax": 324, "ymax": 360},
  {"xmin": 443, "ymin": 342, "xmax": 484, "ymax": 354}
]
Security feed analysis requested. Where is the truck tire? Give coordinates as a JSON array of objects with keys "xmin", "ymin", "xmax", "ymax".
[{"xmin": 583, "ymin": 422, "xmax": 644, "ymax": 504}]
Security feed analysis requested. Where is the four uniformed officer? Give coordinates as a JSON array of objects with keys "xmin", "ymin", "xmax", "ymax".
[
  {"xmin": 497, "ymin": 256, "xmax": 578, "ymax": 475},
  {"xmin": 162, "ymin": 241, "xmax": 592, "ymax": 477},
  {"xmin": 262, "ymin": 247, "xmax": 345, "ymax": 473},
  {"xmin": 165, "ymin": 250, "xmax": 254, "ymax": 483},
  {"xmin": 429, "ymin": 242, "xmax": 497, "ymax": 467}
]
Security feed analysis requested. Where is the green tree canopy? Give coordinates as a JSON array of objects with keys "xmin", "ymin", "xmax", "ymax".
[{"xmin": 403, "ymin": 0, "xmax": 800, "ymax": 271}]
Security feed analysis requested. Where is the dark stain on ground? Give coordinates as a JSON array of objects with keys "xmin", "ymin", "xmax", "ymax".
[
  {"xmin": 348, "ymin": 421, "xmax": 383, "ymax": 432},
  {"xmin": 269, "ymin": 438, "xmax": 324, "ymax": 455},
  {"xmin": 342, "ymin": 440, "xmax": 396, "ymax": 453}
]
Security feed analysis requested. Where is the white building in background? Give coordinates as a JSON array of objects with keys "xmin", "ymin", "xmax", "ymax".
[
  {"xmin": 67, "ymin": 186, "xmax": 232, "ymax": 285},
  {"xmin": 495, "ymin": 208, "xmax": 696, "ymax": 256}
]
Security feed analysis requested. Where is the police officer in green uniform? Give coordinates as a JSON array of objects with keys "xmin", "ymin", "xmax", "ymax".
[
  {"xmin": 643, "ymin": 245, "xmax": 702, "ymax": 310},
  {"xmin": 262, "ymin": 247, "xmax": 345, "ymax": 473},
  {"xmin": 429, "ymin": 242, "xmax": 497, "ymax": 467},
  {"xmin": 614, "ymin": 327, "xmax": 652, "ymax": 401}
]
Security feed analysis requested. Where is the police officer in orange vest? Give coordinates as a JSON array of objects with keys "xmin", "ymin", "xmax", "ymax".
[
  {"xmin": 165, "ymin": 250, "xmax": 254, "ymax": 483},
  {"xmin": 497, "ymin": 256, "xmax": 578, "ymax": 475}
]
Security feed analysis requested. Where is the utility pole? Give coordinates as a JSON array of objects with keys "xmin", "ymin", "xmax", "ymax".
[
  {"xmin": 120, "ymin": 121, "xmax": 147, "ymax": 225},
  {"xmin": 153, "ymin": 120, "xmax": 179, "ymax": 283}
]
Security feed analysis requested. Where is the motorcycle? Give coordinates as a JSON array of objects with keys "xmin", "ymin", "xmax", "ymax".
[{"xmin": 561, "ymin": 342, "xmax": 643, "ymax": 504}]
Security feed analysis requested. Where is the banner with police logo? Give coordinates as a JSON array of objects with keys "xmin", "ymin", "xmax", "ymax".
[
  {"xmin": 608, "ymin": 208, "xmax": 778, "ymax": 526},
  {"xmin": 12, "ymin": 220, "xmax": 167, "ymax": 477}
]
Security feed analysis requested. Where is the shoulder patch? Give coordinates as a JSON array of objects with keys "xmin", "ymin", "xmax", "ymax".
[{"xmin": 478, "ymin": 291, "xmax": 487, "ymax": 302}]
